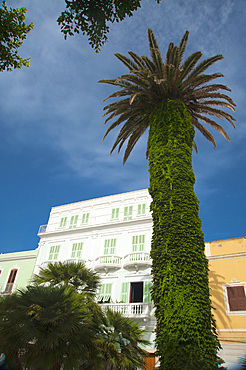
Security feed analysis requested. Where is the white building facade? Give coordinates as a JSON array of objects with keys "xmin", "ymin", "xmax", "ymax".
[
  {"xmin": 34, "ymin": 188, "xmax": 246, "ymax": 369},
  {"xmin": 34, "ymin": 189, "xmax": 156, "ymax": 362}
]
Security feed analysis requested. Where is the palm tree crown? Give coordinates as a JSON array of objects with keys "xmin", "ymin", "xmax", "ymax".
[
  {"xmin": 33, "ymin": 261, "xmax": 100, "ymax": 295},
  {"xmin": 99, "ymin": 29, "xmax": 236, "ymax": 163}
]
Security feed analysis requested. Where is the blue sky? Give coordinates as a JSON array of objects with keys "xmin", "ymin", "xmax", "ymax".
[{"xmin": 1, "ymin": 0, "xmax": 246, "ymax": 253}]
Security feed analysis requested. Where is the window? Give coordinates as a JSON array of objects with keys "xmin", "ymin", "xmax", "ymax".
[
  {"xmin": 59, "ymin": 217, "xmax": 67, "ymax": 228},
  {"xmin": 124, "ymin": 206, "xmax": 133, "ymax": 220},
  {"xmin": 82, "ymin": 213, "xmax": 89, "ymax": 224},
  {"xmin": 5, "ymin": 269, "xmax": 18, "ymax": 293},
  {"xmin": 111, "ymin": 207, "xmax": 119, "ymax": 220},
  {"xmin": 137, "ymin": 203, "xmax": 146, "ymax": 216},
  {"xmin": 69, "ymin": 215, "xmax": 78, "ymax": 228},
  {"xmin": 48, "ymin": 245, "xmax": 60, "ymax": 260},
  {"xmin": 132, "ymin": 235, "xmax": 145, "ymax": 252},
  {"xmin": 71, "ymin": 243, "xmax": 83, "ymax": 258},
  {"xmin": 104, "ymin": 239, "xmax": 116, "ymax": 255},
  {"xmin": 227, "ymin": 286, "xmax": 246, "ymax": 312},
  {"xmin": 98, "ymin": 283, "xmax": 112, "ymax": 303}
]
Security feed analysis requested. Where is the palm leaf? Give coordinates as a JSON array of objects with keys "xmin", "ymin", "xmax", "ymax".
[{"xmin": 100, "ymin": 28, "xmax": 236, "ymax": 162}]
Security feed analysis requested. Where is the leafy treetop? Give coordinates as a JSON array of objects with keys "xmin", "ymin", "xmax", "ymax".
[
  {"xmin": 0, "ymin": 0, "xmax": 33, "ymax": 72},
  {"xmin": 58, "ymin": 0, "xmax": 161, "ymax": 52}
]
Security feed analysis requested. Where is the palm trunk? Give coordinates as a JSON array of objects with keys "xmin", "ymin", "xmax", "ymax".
[{"xmin": 148, "ymin": 100, "xmax": 221, "ymax": 369}]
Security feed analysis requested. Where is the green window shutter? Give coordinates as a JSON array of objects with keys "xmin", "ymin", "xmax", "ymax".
[
  {"xmin": 110, "ymin": 239, "xmax": 116, "ymax": 254},
  {"xmin": 104, "ymin": 240, "xmax": 110, "ymax": 255},
  {"xmin": 70, "ymin": 215, "xmax": 78, "ymax": 228},
  {"xmin": 99, "ymin": 284, "xmax": 105, "ymax": 296},
  {"xmin": 143, "ymin": 281, "xmax": 152, "ymax": 303},
  {"xmin": 142, "ymin": 203, "xmax": 146, "ymax": 214},
  {"xmin": 53, "ymin": 245, "xmax": 60, "ymax": 260},
  {"xmin": 139, "ymin": 235, "xmax": 145, "ymax": 251},
  {"xmin": 48, "ymin": 246, "xmax": 55, "ymax": 260},
  {"xmin": 137, "ymin": 204, "xmax": 141, "ymax": 215},
  {"xmin": 132, "ymin": 235, "xmax": 138, "ymax": 252},
  {"xmin": 82, "ymin": 213, "xmax": 89, "ymax": 224},
  {"xmin": 105, "ymin": 283, "xmax": 112, "ymax": 295},
  {"xmin": 128, "ymin": 206, "xmax": 133, "ymax": 219},
  {"xmin": 124, "ymin": 207, "xmax": 128, "ymax": 220},
  {"xmin": 71, "ymin": 243, "xmax": 77, "ymax": 258},
  {"xmin": 60, "ymin": 217, "xmax": 67, "ymax": 228},
  {"xmin": 112, "ymin": 208, "xmax": 119, "ymax": 220},
  {"xmin": 69, "ymin": 216, "xmax": 74, "ymax": 228},
  {"xmin": 121, "ymin": 282, "xmax": 129, "ymax": 303},
  {"xmin": 77, "ymin": 243, "xmax": 83, "ymax": 258},
  {"xmin": 111, "ymin": 208, "xmax": 115, "ymax": 219}
]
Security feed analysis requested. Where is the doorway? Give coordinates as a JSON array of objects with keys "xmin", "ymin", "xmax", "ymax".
[{"xmin": 130, "ymin": 282, "xmax": 143, "ymax": 303}]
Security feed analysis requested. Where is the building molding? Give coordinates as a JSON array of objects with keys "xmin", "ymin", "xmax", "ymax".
[{"xmin": 208, "ymin": 252, "xmax": 246, "ymax": 261}]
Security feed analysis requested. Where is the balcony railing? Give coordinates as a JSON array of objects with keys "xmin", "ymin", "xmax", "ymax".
[
  {"xmin": 101, "ymin": 302, "xmax": 151, "ymax": 318},
  {"xmin": 94, "ymin": 255, "xmax": 122, "ymax": 272},
  {"xmin": 123, "ymin": 252, "xmax": 151, "ymax": 270},
  {"xmin": 38, "ymin": 224, "xmax": 47, "ymax": 234}
]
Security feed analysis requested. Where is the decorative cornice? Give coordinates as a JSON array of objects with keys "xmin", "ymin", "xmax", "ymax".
[
  {"xmin": 0, "ymin": 254, "xmax": 37, "ymax": 262},
  {"xmin": 208, "ymin": 252, "xmax": 246, "ymax": 261}
]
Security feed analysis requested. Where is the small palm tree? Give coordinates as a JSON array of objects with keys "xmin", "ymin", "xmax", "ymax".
[
  {"xmin": 0, "ymin": 285, "xmax": 96, "ymax": 369},
  {"xmin": 99, "ymin": 29, "xmax": 236, "ymax": 369},
  {"xmin": 33, "ymin": 260, "xmax": 100, "ymax": 295},
  {"xmin": 85, "ymin": 308, "xmax": 148, "ymax": 370}
]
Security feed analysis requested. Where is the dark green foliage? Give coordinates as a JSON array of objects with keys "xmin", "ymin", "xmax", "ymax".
[
  {"xmin": 87, "ymin": 309, "xmax": 148, "ymax": 369},
  {"xmin": 148, "ymin": 100, "xmax": 221, "ymax": 369},
  {"xmin": 57, "ymin": 0, "xmax": 161, "ymax": 51},
  {"xmin": 0, "ymin": 0, "xmax": 33, "ymax": 72},
  {"xmin": 0, "ymin": 262, "xmax": 148, "ymax": 369},
  {"xmin": 0, "ymin": 285, "xmax": 95, "ymax": 369},
  {"xmin": 32, "ymin": 260, "xmax": 100, "ymax": 295}
]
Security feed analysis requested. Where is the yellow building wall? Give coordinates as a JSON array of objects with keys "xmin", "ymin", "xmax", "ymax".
[{"xmin": 208, "ymin": 237, "xmax": 246, "ymax": 344}]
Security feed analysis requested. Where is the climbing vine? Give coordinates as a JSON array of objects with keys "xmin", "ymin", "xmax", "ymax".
[{"xmin": 148, "ymin": 100, "xmax": 222, "ymax": 369}]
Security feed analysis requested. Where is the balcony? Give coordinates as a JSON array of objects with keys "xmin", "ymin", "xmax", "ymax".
[
  {"xmin": 123, "ymin": 252, "xmax": 151, "ymax": 270},
  {"xmin": 101, "ymin": 302, "xmax": 152, "ymax": 318},
  {"xmin": 94, "ymin": 255, "xmax": 122, "ymax": 272},
  {"xmin": 38, "ymin": 224, "xmax": 47, "ymax": 234},
  {"xmin": 40, "ymin": 260, "xmax": 55, "ymax": 269}
]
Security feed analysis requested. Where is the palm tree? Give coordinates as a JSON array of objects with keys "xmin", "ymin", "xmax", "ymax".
[
  {"xmin": 32, "ymin": 260, "xmax": 100, "ymax": 295},
  {"xmin": 0, "ymin": 285, "xmax": 96, "ymax": 369},
  {"xmin": 99, "ymin": 30, "xmax": 236, "ymax": 369},
  {"xmin": 83, "ymin": 308, "xmax": 148, "ymax": 370}
]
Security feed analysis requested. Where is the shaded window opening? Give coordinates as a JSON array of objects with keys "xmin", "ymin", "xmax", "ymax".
[
  {"xmin": 5, "ymin": 269, "xmax": 17, "ymax": 293},
  {"xmin": 130, "ymin": 282, "xmax": 143, "ymax": 303}
]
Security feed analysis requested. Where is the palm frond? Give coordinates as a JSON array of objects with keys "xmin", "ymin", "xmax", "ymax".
[
  {"xmin": 100, "ymin": 28, "xmax": 236, "ymax": 163},
  {"xmin": 179, "ymin": 31, "xmax": 189, "ymax": 62},
  {"xmin": 179, "ymin": 51, "xmax": 203, "ymax": 81},
  {"xmin": 115, "ymin": 53, "xmax": 140, "ymax": 72},
  {"xmin": 186, "ymin": 55, "xmax": 224, "ymax": 81}
]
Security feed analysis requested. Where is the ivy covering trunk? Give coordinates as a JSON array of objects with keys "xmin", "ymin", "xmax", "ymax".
[{"xmin": 148, "ymin": 100, "xmax": 221, "ymax": 369}]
